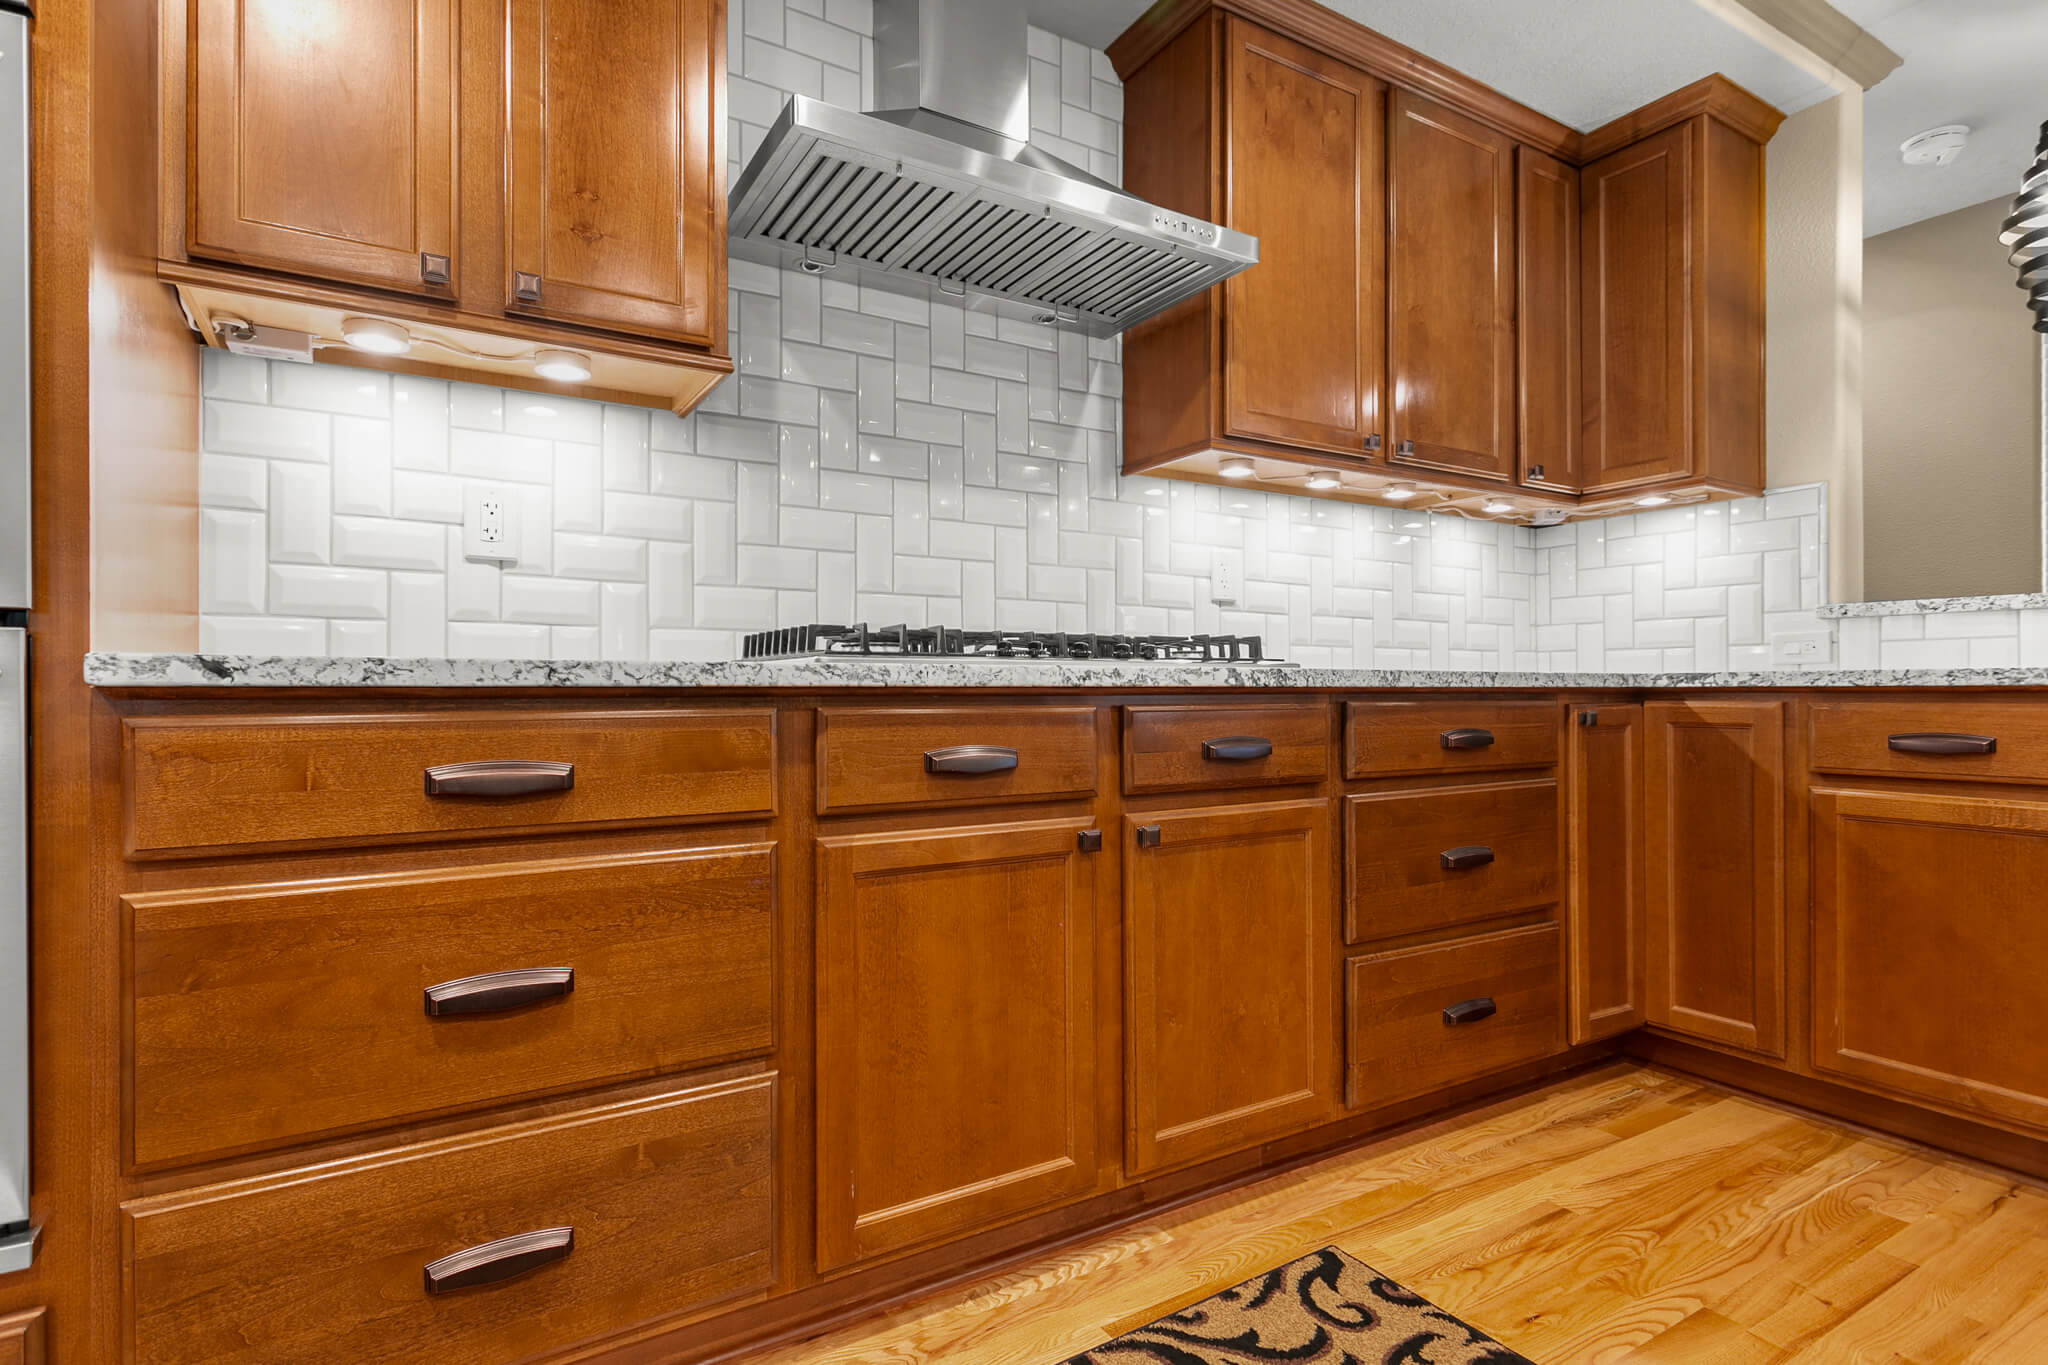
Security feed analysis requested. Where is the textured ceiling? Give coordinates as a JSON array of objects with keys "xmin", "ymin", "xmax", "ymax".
[
  {"xmin": 1835, "ymin": 0, "xmax": 2045, "ymax": 237},
  {"xmin": 1029, "ymin": 0, "xmax": 1837, "ymax": 129}
]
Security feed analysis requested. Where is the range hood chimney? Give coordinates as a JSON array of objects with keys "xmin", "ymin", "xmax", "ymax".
[{"xmin": 728, "ymin": 0, "xmax": 1257, "ymax": 337}]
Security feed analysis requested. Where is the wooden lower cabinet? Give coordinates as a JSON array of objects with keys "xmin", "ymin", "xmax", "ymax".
[
  {"xmin": 1643, "ymin": 700, "xmax": 1786, "ymax": 1056},
  {"xmin": 1813, "ymin": 788, "xmax": 2048, "ymax": 1131},
  {"xmin": 1566, "ymin": 703, "xmax": 1645, "ymax": 1041},
  {"xmin": 1124, "ymin": 800, "xmax": 1337, "ymax": 1173},
  {"xmin": 813, "ymin": 819, "xmax": 1105, "ymax": 1270},
  {"xmin": 0, "ymin": 1311, "xmax": 44, "ymax": 1365},
  {"xmin": 125, "ymin": 1076, "xmax": 775, "ymax": 1365}
]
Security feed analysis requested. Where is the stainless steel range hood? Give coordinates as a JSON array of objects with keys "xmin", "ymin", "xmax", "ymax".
[{"xmin": 728, "ymin": 0, "xmax": 1256, "ymax": 337}]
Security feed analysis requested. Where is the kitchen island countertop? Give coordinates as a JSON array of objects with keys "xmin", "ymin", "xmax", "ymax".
[{"xmin": 81, "ymin": 651, "xmax": 2048, "ymax": 690}]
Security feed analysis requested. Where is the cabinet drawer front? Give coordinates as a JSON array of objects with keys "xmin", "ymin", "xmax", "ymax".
[
  {"xmin": 125, "ymin": 1077, "xmax": 775, "ymax": 1365},
  {"xmin": 1122, "ymin": 705, "xmax": 1329, "ymax": 793},
  {"xmin": 1809, "ymin": 701, "xmax": 2048, "ymax": 785},
  {"xmin": 1346, "ymin": 781, "xmax": 1559, "ymax": 942},
  {"xmin": 1345, "ymin": 700, "xmax": 1558, "ymax": 778},
  {"xmin": 817, "ymin": 707, "xmax": 1097, "ymax": 813},
  {"xmin": 1813, "ymin": 789, "xmax": 2048, "ymax": 1132},
  {"xmin": 124, "ymin": 710, "xmax": 776, "ymax": 855},
  {"xmin": 129, "ymin": 846, "xmax": 774, "ymax": 1167},
  {"xmin": 1347, "ymin": 923, "xmax": 1563, "ymax": 1107}
]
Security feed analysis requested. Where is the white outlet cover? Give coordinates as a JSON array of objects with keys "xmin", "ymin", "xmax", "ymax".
[
  {"xmin": 1769, "ymin": 627, "xmax": 1834, "ymax": 667},
  {"xmin": 463, "ymin": 485, "xmax": 521, "ymax": 564},
  {"xmin": 1210, "ymin": 549, "xmax": 1244, "ymax": 606}
]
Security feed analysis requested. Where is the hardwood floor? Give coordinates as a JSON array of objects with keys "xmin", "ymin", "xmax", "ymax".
[{"xmin": 740, "ymin": 1063, "xmax": 2048, "ymax": 1363}]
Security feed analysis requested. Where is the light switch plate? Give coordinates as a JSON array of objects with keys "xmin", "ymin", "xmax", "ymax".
[
  {"xmin": 1769, "ymin": 627, "xmax": 1834, "ymax": 667},
  {"xmin": 462, "ymin": 485, "xmax": 520, "ymax": 564}
]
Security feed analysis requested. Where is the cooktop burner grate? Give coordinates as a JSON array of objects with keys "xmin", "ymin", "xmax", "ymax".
[{"xmin": 740, "ymin": 624, "xmax": 1282, "ymax": 664}]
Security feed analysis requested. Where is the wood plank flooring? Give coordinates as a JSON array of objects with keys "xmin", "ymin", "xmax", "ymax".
[{"xmin": 739, "ymin": 1063, "xmax": 2048, "ymax": 1363}]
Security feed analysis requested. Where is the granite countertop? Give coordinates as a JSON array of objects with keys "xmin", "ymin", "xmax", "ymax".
[
  {"xmin": 1817, "ymin": 593, "xmax": 2048, "ymax": 617},
  {"xmin": 81, "ymin": 652, "xmax": 2048, "ymax": 690}
]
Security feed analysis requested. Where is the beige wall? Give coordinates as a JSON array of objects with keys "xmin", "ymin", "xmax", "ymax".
[
  {"xmin": 1766, "ymin": 92, "xmax": 1864, "ymax": 600},
  {"xmin": 1862, "ymin": 195, "xmax": 2042, "ymax": 601}
]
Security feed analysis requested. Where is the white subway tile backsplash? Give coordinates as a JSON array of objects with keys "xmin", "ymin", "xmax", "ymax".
[
  {"xmin": 502, "ymin": 575, "xmax": 601, "ymax": 626},
  {"xmin": 200, "ymin": 454, "xmax": 269, "ymax": 511},
  {"xmin": 207, "ymin": 400, "xmax": 329, "ymax": 462},
  {"xmin": 270, "ymin": 364, "xmax": 388, "ymax": 417},
  {"xmin": 333, "ymin": 516, "xmax": 445, "ymax": 571},
  {"xmin": 199, "ymin": 509, "xmax": 266, "ymax": 614},
  {"xmin": 269, "ymin": 565, "xmax": 388, "ymax": 619}
]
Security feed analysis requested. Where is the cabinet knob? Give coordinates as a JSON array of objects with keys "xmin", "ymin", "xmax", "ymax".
[
  {"xmin": 1077, "ymin": 829, "xmax": 1103, "ymax": 853},
  {"xmin": 1396, "ymin": 438, "xmax": 1416, "ymax": 457},
  {"xmin": 1577, "ymin": 711, "xmax": 1598, "ymax": 727},
  {"xmin": 423, "ymin": 1228, "xmax": 574, "ymax": 1294},
  {"xmin": 1363, "ymin": 434, "xmax": 1383, "ymax": 453},
  {"xmin": 1442, "ymin": 997, "xmax": 1497, "ymax": 1027},
  {"xmin": 419, "ymin": 252, "xmax": 452, "ymax": 287},
  {"xmin": 1528, "ymin": 464, "xmax": 1546, "ymax": 481},
  {"xmin": 514, "ymin": 271, "xmax": 543, "ymax": 303},
  {"xmin": 1135, "ymin": 824, "xmax": 1163, "ymax": 848}
]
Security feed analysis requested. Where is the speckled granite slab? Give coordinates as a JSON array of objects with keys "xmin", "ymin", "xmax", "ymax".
[
  {"xmin": 1818, "ymin": 594, "xmax": 2048, "ymax": 617},
  {"xmin": 81, "ymin": 652, "xmax": 2048, "ymax": 690}
]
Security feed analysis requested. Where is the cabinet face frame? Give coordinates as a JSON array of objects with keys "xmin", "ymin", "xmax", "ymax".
[
  {"xmin": 813, "ymin": 818, "xmax": 1104, "ymax": 1271},
  {"xmin": 1812, "ymin": 786, "xmax": 2048, "ymax": 1132},
  {"xmin": 1643, "ymin": 699, "xmax": 1785, "ymax": 1056},
  {"xmin": 1566, "ymin": 703, "xmax": 1645, "ymax": 1041},
  {"xmin": 1516, "ymin": 147, "xmax": 1581, "ymax": 492},
  {"xmin": 1122, "ymin": 798, "xmax": 1337, "ymax": 1175},
  {"xmin": 185, "ymin": 0, "xmax": 461, "ymax": 295},
  {"xmin": 1384, "ymin": 90, "xmax": 1518, "ymax": 483},
  {"xmin": 1220, "ymin": 19, "xmax": 1387, "ymax": 458},
  {"xmin": 502, "ymin": 0, "xmax": 726, "ymax": 346}
]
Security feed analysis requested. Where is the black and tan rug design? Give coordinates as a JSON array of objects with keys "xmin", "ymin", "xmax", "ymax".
[{"xmin": 1062, "ymin": 1246, "xmax": 1535, "ymax": 1364}]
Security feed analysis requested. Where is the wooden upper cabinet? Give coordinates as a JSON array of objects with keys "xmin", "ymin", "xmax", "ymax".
[
  {"xmin": 1386, "ymin": 92, "xmax": 1516, "ymax": 483},
  {"xmin": 814, "ymin": 820, "xmax": 1105, "ymax": 1270},
  {"xmin": 1221, "ymin": 20, "xmax": 1385, "ymax": 458},
  {"xmin": 1124, "ymin": 800, "xmax": 1336, "ymax": 1173},
  {"xmin": 1643, "ymin": 700, "xmax": 1785, "ymax": 1057},
  {"xmin": 1580, "ymin": 109, "xmax": 1767, "ymax": 497},
  {"xmin": 1566, "ymin": 703, "xmax": 1644, "ymax": 1042},
  {"xmin": 504, "ymin": 0, "xmax": 724, "ymax": 346},
  {"xmin": 1517, "ymin": 148, "xmax": 1580, "ymax": 492},
  {"xmin": 186, "ymin": 0, "xmax": 459, "ymax": 296},
  {"xmin": 1580, "ymin": 123, "xmax": 1692, "ymax": 492},
  {"xmin": 1812, "ymin": 788, "xmax": 2048, "ymax": 1132}
]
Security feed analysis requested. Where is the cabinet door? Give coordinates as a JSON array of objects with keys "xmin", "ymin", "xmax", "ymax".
[
  {"xmin": 1125, "ymin": 800, "xmax": 1336, "ymax": 1174},
  {"xmin": 1221, "ymin": 20, "xmax": 1384, "ymax": 457},
  {"xmin": 1644, "ymin": 700, "xmax": 1785, "ymax": 1055},
  {"xmin": 1386, "ymin": 92, "xmax": 1516, "ymax": 482},
  {"xmin": 505, "ymin": 0, "xmax": 723, "ymax": 345},
  {"xmin": 1517, "ymin": 148, "xmax": 1580, "ymax": 492},
  {"xmin": 1580, "ymin": 123, "xmax": 1693, "ymax": 491},
  {"xmin": 1814, "ymin": 789, "xmax": 2048, "ymax": 1131},
  {"xmin": 1566, "ymin": 703, "xmax": 1643, "ymax": 1042},
  {"xmin": 815, "ymin": 820, "xmax": 1102, "ymax": 1270},
  {"xmin": 188, "ymin": 0, "xmax": 458, "ymax": 295}
]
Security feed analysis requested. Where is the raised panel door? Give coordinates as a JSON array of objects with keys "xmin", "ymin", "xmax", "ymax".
[
  {"xmin": 1517, "ymin": 147, "xmax": 1580, "ymax": 491},
  {"xmin": 814, "ymin": 820, "xmax": 1103, "ymax": 1270},
  {"xmin": 504, "ymin": 0, "xmax": 723, "ymax": 345},
  {"xmin": 1386, "ymin": 92, "xmax": 1516, "ymax": 482},
  {"xmin": 1644, "ymin": 700, "xmax": 1785, "ymax": 1056},
  {"xmin": 188, "ymin": 0, "xmax": 458, "ymax": 295},
  {"xmin": 1566, "ymin": 703, "xmax": 1645, "ymax": 1042},
  {"xmin": 1125, "ymin": 799, "xmax": 1336, "ymax": 1173},
  {"xmin": 1221, "ymin": 20, "xmax": 1384, "ymax": 457}
]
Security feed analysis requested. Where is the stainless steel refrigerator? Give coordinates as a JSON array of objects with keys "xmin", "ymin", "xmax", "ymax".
[{"xmin": 0, "ymin": 0, "xmax": 34, "ymax": 1274}]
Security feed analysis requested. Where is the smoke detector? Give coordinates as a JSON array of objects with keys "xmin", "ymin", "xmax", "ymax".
[{"xmin": 1901, "ymin": 125, "xmax": 1970, "ymax": 167}]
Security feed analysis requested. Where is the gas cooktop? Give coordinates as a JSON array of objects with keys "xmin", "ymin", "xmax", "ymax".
[{"xmin": 740, "ymin": 624, "xmax": 1290, "ymax": 665}]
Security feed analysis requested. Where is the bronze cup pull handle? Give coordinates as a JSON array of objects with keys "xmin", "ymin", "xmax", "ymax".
[
  {"xmin": 424, "ymin": 760, "xmax": 575, "ymax": 797},
  {"xmin": 1442, "ymin": 997, "xmax": 1497, "ymax": 1027},
  {"xmin": 1201, "ymin": 736, "xmax": 1273, "ymax": 762},
  {"xmin": 1439, "ymin": 845, "xmax": 1495, "ymax": 871},
  {"xmin": 423, "ymin": 1228, "xmax": 573, "ymax": 1294},
  {"xmin": 924, "ymin": 745, "xmax": 1019, "ymax": 774},
  {"xmin": 423, "ymin": 967, "xmax": 574, "ymax": 1017},
  {"xmin": 1439, "ymin": 727, "xmax": 1495, "ymax": 751},
  {"xmin": 1887, "ymin": 732, "xmax": 1997, "ymax": 756}
]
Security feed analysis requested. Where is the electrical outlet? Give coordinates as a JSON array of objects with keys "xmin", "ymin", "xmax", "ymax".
[
  {"xmin": 1210, "ymin": 549, "xmax": 1244, "ymax": 606},
  {"xmin": 1770, "ymin": 627, "xmax": 1834, "ymax": 667},
  {"xmin": 463, "ymin": 486, "xmax": 520, "ymax": 564}
]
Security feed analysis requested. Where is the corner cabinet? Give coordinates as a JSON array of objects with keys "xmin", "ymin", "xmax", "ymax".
[
  {"xmin": 1111, "ymin": 0, "xmax": 1781, "ymax": 524},
  {"xmin": 160, "ymin": 0, "xmax": 731, "ymax": 414},
  {"xmin": 1643, "ymin": 700, "xmax": 1785, "ymax": 1057}
]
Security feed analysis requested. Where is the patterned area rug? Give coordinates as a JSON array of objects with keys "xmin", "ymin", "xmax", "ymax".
[{"xmin": 1062, "ymin": 1246, "xmax": 1535, "ymax": 1364}]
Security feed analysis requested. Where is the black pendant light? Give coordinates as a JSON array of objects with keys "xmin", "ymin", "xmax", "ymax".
[{"xmin": 2005, "ymin": 120, "xmax": 2048, "ymax": 334}]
